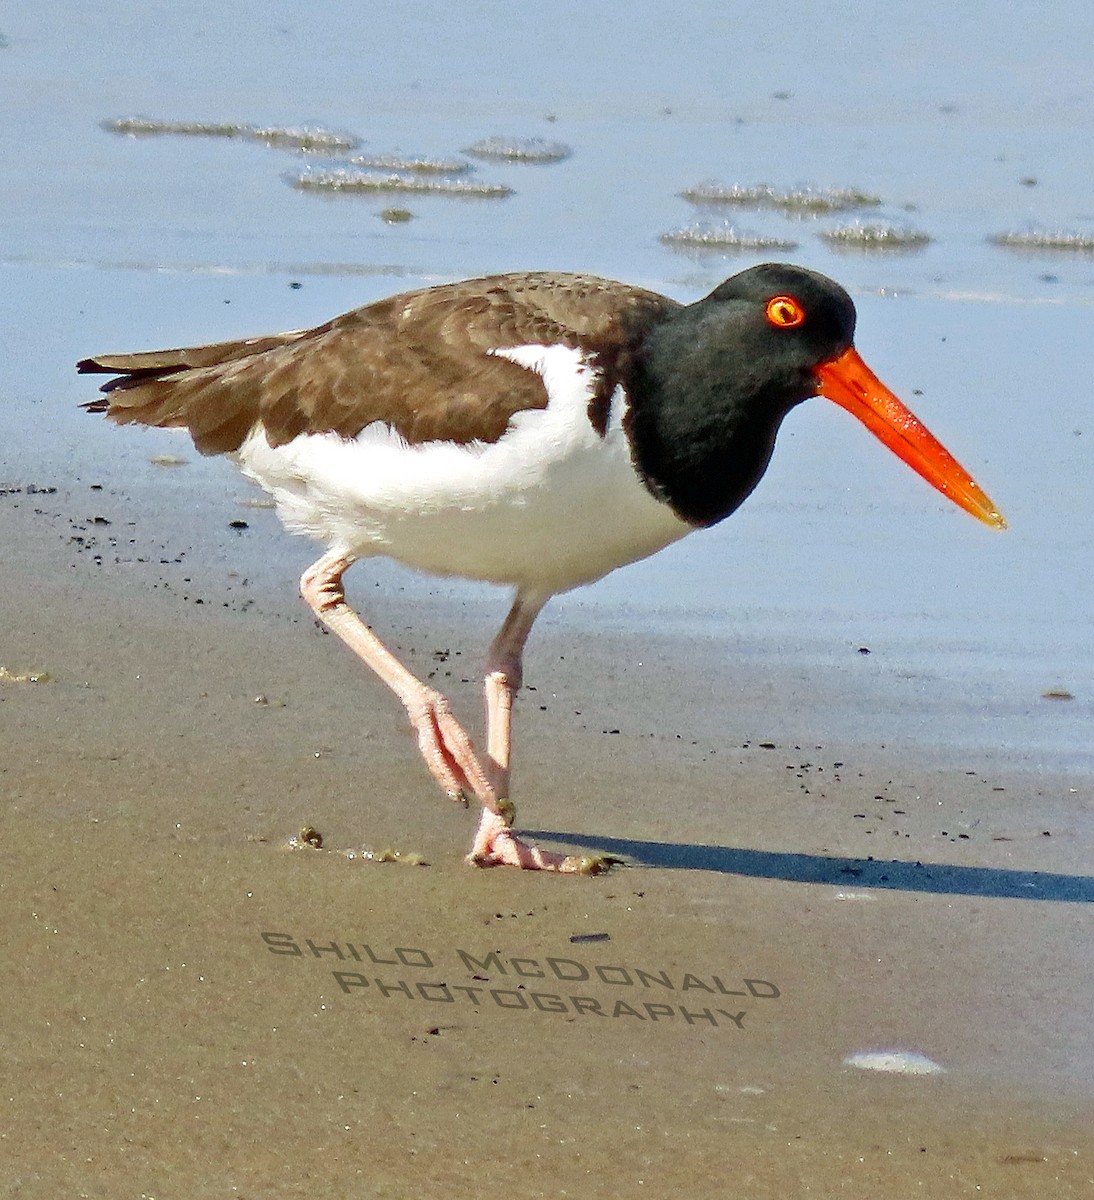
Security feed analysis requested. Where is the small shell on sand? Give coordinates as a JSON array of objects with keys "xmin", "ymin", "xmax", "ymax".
[{"xmin": 844, "ymin": 1050, "xmax": 945, "ymax": 1075}]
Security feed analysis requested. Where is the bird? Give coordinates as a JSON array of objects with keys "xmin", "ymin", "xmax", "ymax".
[{"xmin": 79, "ymin": 263, "xmax": 1005, "ymax": 873}]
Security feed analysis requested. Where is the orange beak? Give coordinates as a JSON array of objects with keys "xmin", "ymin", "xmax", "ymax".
[{"xmin": 815, "ymin": 347, "xmax": 1006, "ymax": 530}]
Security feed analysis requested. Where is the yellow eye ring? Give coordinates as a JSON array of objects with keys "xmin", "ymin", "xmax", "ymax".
[{"xmin": 765, "ymin": 295, "xmax": 806, "ymax": 328}]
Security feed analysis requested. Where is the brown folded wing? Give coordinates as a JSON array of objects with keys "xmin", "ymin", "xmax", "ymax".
[{"xmin": 79, "ymin": 272, "xmax": 676, "ymax": 454}]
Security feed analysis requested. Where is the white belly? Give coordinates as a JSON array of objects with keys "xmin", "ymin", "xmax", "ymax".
[{"xmin": 236, "ymin": 344, "xmax": 692, "ymax": 594}]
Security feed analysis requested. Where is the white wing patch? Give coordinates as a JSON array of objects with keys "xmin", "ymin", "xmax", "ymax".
[
  {"xmin": 487, "ymin": 342, "xmax": 598, "ymax": 400},
  {"xmin": 238, "ymin": 343, "xmax": 692, "ymax": 592}
]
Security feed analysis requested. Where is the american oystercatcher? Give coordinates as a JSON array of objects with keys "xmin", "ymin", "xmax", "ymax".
[{"xmin": 80, "ymin": 264, "xmax": 1005, "ymax": 872}]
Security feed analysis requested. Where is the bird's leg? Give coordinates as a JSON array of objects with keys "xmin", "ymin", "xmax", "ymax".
[
  {"xmin": 300, "ymin": 551, "xmax": 501, "ymax": 813},
  {"xmin": 480, "ymin": 590, "xmax": 547, "ymax": 802},
  {"xmin": 467, "ymin": 592, "xmax": 613, "ymax": 874}
]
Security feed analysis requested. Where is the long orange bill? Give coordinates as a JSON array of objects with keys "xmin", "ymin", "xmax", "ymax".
[{"xmin": 815, "ymin": 346, "xmax": 1006, "ymax": 530}]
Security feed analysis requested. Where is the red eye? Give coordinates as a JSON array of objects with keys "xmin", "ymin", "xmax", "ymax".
[{"xmin": 765, "ymin": 295, "xmax": 806, "ymax": 328}]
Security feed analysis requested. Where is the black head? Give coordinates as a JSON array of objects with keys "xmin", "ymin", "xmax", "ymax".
[
  {"xmin": 628, "ymin": 262, "xmax": 1005, "ymax": 533},
  {"xmin": 627, "ymin": 263, "xmax": 860, "ymax": 526},
  {"xmin": 696, "ymin": 263, "xmax": 858, "ymax": 403}
]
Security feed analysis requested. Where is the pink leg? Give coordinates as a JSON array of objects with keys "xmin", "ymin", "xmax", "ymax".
[
  {"xmin": 300, "ymin": 551, "xmax": 502, "ymax": 814},
  {"xmin": 300, "ymin": 557, "xmax": 616, "ymax": 874},
  {"xmin": 467, "ymin": 592, "xmax": 616, "ymax": 874}
]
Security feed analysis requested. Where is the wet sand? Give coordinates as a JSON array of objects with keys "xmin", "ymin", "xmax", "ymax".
[{"xmin": 3, "ymin": 476, "xmax": 1093, "ymax": 1197}]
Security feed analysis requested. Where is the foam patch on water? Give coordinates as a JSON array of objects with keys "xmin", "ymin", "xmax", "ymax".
[
  {"xmin": 463, "ymin": 136, "xmax": 572, "ymax": 163},
  {"xmin": 102, "ymin": 117, "xmax": 360, "ymax": 152},
  {"xmin": 820, "ymin": 221, "xmax": 932, "ymax": 250},
  {"xmin": 844, "ymin": 1050, "xmax": 946, "ymax": 1075},
  {"xmin": 659, "ymin": 222, "xmax": 798, "ymax": 251},
  {"xmin": 680, "ymin": 181, "xmax": 882, "ymax": 213},
  {"xmin": 288, "ymin": 169, "xmax": 513, "ymax": 197},
  {"xmin": 991, "ymin": 228, "xmax": 1094, "ymax": 253}
]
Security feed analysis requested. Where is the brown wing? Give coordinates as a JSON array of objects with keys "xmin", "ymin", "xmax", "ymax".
[{"xmin": 78, "ymin": 272, "xmax": 678, "ymax": 455}]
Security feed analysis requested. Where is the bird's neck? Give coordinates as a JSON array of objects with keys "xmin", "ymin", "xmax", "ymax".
[{"xmin": 625, "ymin": 318, "xmax": 805, "ymax": 527}]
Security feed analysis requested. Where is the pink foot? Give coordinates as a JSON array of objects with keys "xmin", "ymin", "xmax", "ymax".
[
  {"xmin": 404, "ymin": 688, "xmax": 504, "ymax": 812},
  {"xmin": 467, "ymin": 809, "xmax": 621, "ymax": 874}
]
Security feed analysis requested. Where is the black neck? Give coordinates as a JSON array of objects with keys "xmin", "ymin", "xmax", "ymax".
[{"xmin": 624, "ymin": 306, "xmax": 811, "ymax": 527}]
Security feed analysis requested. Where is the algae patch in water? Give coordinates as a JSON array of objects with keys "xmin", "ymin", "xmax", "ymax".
[
  {"xmin": 990, "ymin": 228, "xmax": 1094, "ymax": 253},
  {"xmin": 681, "ymin": 181, "xmax": 882, "ymax": 214},
  {"xmin": 659, "ymin": 222, "xmax": 799, "ymax": 252},
  {"xmin": 463, "ymin": 136, "xmax": 572, "ymax": 163},
  {"xmin": 288, "ymin": 169, "xmax": 513, "ymax": 198},
  {"xmin": 348, "ymin": 154, "xmax": 473, "ymax": 175},
  {"xmin": 820, "ymin": 221, "xmax": 932, "ymax": 251},
  {"xmin": 102, "ymin": 117, "xmax": 361, "ymax": 153}
]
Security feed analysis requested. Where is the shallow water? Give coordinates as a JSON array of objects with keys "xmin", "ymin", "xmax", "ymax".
[{"xmin": 3, "ymin": 1, "xmax": 1093, "ymax": 775}]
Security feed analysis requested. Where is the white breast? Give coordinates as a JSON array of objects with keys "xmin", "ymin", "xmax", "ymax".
[{"xmin": 236, "ymin": 343, "xmax": 692, "ymax": 594}]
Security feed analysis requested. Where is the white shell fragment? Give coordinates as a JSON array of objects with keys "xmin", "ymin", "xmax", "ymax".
[{"xmin": 844, "ymin": 1050, "xmax": 946, "ymax": 1075}]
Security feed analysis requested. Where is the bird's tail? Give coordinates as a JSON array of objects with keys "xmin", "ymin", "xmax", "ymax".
[{"xmin": 77, "ymin": 331, "xmax": 307, "ymax": 454}]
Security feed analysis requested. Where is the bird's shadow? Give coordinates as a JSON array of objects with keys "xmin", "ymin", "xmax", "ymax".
[{"xmin": 524, "ymin": 829, "xmax": 1094, "ymax": 903}]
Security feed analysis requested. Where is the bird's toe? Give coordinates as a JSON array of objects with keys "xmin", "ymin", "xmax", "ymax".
[{"xmin": 563, "ymin": 853, "xmax": 627, "ymax": 875}]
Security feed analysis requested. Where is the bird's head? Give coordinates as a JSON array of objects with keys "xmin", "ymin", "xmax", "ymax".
[{"xmin": 704, "ymin": 264, "xmax": 1006, "ymax": 530}]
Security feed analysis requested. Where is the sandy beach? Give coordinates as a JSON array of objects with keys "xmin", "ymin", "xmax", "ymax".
[{"xmin": 3, "ymin": 474, "xmax": 1093, "ymax": 1197}]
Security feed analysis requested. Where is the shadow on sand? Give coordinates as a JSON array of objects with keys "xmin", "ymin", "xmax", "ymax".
[{"xmin": 524, "ymin": 830, "xmax": 1094, "ymax": 902}]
